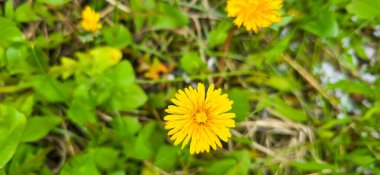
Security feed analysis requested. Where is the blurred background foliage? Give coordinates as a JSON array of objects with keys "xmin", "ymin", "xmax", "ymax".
[{"xmin": 0, "ymin": 0, "xmax": 380, "ymax": 174}]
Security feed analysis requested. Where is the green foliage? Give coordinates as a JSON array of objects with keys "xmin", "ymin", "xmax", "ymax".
[
  {"xmin": 346, "ymin": 0, "xmax": 380, "ymax": 19},
  {"xmin": 0, "ymin": 105, "xmax": 26, "ymax": 168},
  {"xmin": 0, "ymin": 18, "xmax": 25, "ymax": 46},
  {"xmin": 229, "ymin": 88, "xmax": 250, "ymax": 121},
  {"xmin": 208, "ymin": 20, "xmax": 233, "ymax": 48},
  {"xmin": 180, "ymin": 52, "xmax": 207, "ymax": 74},
  {"xmin": 21, "ymin": 116, "xmax": 62, "ymax": 142}
]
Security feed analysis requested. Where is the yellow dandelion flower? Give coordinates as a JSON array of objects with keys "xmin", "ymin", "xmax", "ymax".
[
  {"xmin": 164, "ymin": 83, "xmax": 236, "ymax": 154},
  {"xmin": 226, "ymin": 0, "xmax": 283, "ymax": 32},
  {"xmin": 80, "ymin": 6, "xmax": 102, "ymax": 32}
]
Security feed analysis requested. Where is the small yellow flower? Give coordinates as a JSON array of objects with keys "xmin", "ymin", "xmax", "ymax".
[
  {"xmin": 226, "ymin": 0, "xmax": 283, "ymax": 32},
  {"xmin": 164, "ymin": 83, "xmax": 235, "ymax": 154},
  {"xmin": 144, "ymin": 59, "xmax": 169, "ymax": 80},
  {"xmin": 80, "ymin": 6, "xmax": 102, "ymax": 32}
]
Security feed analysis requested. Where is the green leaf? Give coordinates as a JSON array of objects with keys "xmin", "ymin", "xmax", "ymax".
[
  {"xmin": 110, "ymin": 84, "xmax": 148, "ymax": 110},
  {"xmin": 203, "ymin": 159, "xmax": 237, "ymax": 175},
  {"xmin": 260, "ymin": 96, "xmax": 308, "ymax": 122},
  {"xmin": 154, "ymin": 145, "xmax": 179, "ymax": 172},
  {"xmin": 14, "ymin": 3, "xmax": 39, "ymax": 22},
  {"xmin": 302, "ymin": 7, "xmax": 339, "ymax": 38},
  {"xmin": 129, "ymin": 122, "xmax": 157, "ymax": 160},
  {"xmin": 148, "ymin": 93, "xmax": 167, "ymax": 109},
  {"xmin": 104, "ymin": 61, "xmax": 147, "ymax": 110},
  {"xmin": 34, "ymin": 32, "xmax": 68, "ymax": 49},
  {"xmin": 33, "ymin": 75, "xmax": 68, "ymax": 102},
  {"xmin": 5, "ymin": 45, "xmax": 35, "ymax": 74},
  {"xmin": 0, "ymin": 17, "xmax": 24, "ymax": 46},
  {"xmin": 106, "ymin": 61, "xmax": 136, "ymax": 87},
  {"xmin": 265, "ymin": 76, "xmax": 294, "ymax": 91},
  {"xmin": 0, "ymin": 105, "xmax": 27, "ymax": 168},
  {"xmin": 229, "ymin": 88, "xmax": 250, "ymax": 121},
  {"xmin": 60, "ymin": 153, "xmax": 101, "ymax": 175},
  {"xmin": 0, "ymin": 46, "xmax": 5, "ymax": 67},
  {"xmin": 13, "ymin": 94, "xmax": 34, "ymax": 116},
  {"xmin": 327, "ymin": 80, "xmax": 374, "ymax": 95},
  {"xmin": 180, "ymin": 52, "xmax": 207, "ymax": 75},
  {"xmin": 289, "ymin": 161, "xmax": 337, "ymax": 171},
  {"xmin": 91, "ymin": 147, "xmax": 119, "ymax": 170},
  {"xmin": 21, "ymin": 116, "xmax": 62, "ymax": 142},
  {"xmin": 119, "ymin": 117, "xmax": 142, "ymax": 137},
  {"xmin": 68, "ymin": 100, "xmax": 97, "ymax": 126},
  {"xmin": 103, "ymin": 25, "xmax": 132, "ymax": 49},
  {"xmin": 5, "ymin": 0, "xmax": 15, "ymax": 18},
  {"xmin": 89, "ymin": 47, "xmax": 122, "ymax": 76},
  {"xmin": 346, "ymin": 0, "xmax": 380, "ymax": 19},
  {"xmin": 150, "ymin": 2, "xmax": 189, "ymax": 30},
  {"xmin": 37, "ymin": 0, "xmax": 71, "ymax": 6},
  {"xmin": 208, "ymin": 21, "xmax": 233, "ymax": 48},
  {"xmin": 7, "ymin": 144, "xmax": 49, "ymax": 174},
  {"xmin": 225, "ymin": 151, "xmax": 251, "ymax": 175}
]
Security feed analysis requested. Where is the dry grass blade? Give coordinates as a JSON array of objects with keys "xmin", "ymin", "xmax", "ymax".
[{"xmin": 282, "ymin": 54, "xmax": 340, "ymax": 111}]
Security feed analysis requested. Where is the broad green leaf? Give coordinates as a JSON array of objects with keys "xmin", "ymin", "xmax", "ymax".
[
  {"xmin": 149, "ymin": 2, "xmax": 189, "ymax": 30},
  {"xmin": 148, "ymin": 93, "xmax": 167, "ymax": 109},
  {"xmin": 260, "ymin": 96, "xmax": 308, "ymax": 122},
  {"xmin": 89, "ymin": 47, "xmax": 122, "ymax": 76},
  {"xmin": 21, "ymin": 116, "xmax": 62, "ymax": 142},
  {"xmin": 180, "ymin": 52, "xmax": 207, "ymax": 75},
  {"xmin": 225, "ymin": 151, "xmax": 250, "ymax": 175},
  {"xmin": 229, "ymin": 88, "xmax": 250, "ymax": 121},
  {"xmin": 91, "ymin": 147, "xmax": 119, "ymax": 170},
  {"xmin": 13, "ymin": 94, "xmax": 34, "ymax": 116},
  {"xmin": 203, "ymin": 159, "xmax": 237, "ymax": 175},
  {"xmin": 265, "ymin": 76, "xmax": 294, "ymax": 91},
  {"xmin": 104, "ymin": 61, "xmax": 147, "ymax": 110},
  {"xmin": 208, "ymin": 21, "xmax": 233, "ymax": 48},
  {"xmin": 110, "ymin": 84, "xmax": 148, "ymax": 110},
  {"xmin": 33, "ymin": 75, "xmax": 68, "ymax": 102},
  {"xmin": 68, "ymin": 100, "xmax": 97, "ymax": 126},
  {"xmin": 346, "ymin": 0, "xmax": 380, "ymax": 19},
  {"xmin": 154, "ymin": 145, "xmax": 179, "ymax": 172},
  {"xmin": 37, "ymin": 0, "xmax": 71, "ymax": 6},
  {"xmin": 106, "ymin": 61, "xmax": 136, "ymax": 87},
  {"xmin": 103, "ymin": 25, "xmax": 132, "ymax": 49},
  {"xmin": 302, "ymin": 8, "xmax": 339, "ymax": 38},
  {"xmin": 60, "ymin": 153, "xmax": 101, "ymax": 175},
  {"xmin": 130, "ymin": 0, "xmax": 156, "ymax": 31},
  {"xmin": 129, "ymin": 122, "xmax": 157, "ymax": 160},
  {"xmin": 5, "ymin": 45, "xmax": 35, "ymax": 74},
  {"xmin": 0, "ymin": 105, "xmax": 27, "ymax": 168},
  {"xmin": 14, "ymin": 3, "xmax": 39, "ymax": 22},
  {"xmin": 0, "ymin": 17, "xmax": 24, "ymax": 46},
  {"xmin": 119, "ymin": 117, "xmax": 142, "ymax": 137}
]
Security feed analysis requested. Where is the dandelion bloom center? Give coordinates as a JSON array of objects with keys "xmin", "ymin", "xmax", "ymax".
[
  {"xmin": 164, "ymin": 83, "xmax": 236, "ymax": 154},
  {"xmin": 195, "ymin": 111, "xmax": 208, "ymax": 123},
  {"xmin": 226, "ymin": 0, "xmax": 283, "ymax": 32}
]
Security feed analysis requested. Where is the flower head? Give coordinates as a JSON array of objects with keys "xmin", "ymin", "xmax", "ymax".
[
  {"xmin": 80, "ymin": 6, "xmax": 102, "ymax": 32},
  {"xmin": 164, "ymin": 83, "xmax": 235, "ymax": 154},
  {"xmin": 144, "ymin": 59, "xmax": 169, "ymax": 80},
  {"xmin": 226, "ymin": 0, "xmax": 283, "ymax": 32}
]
